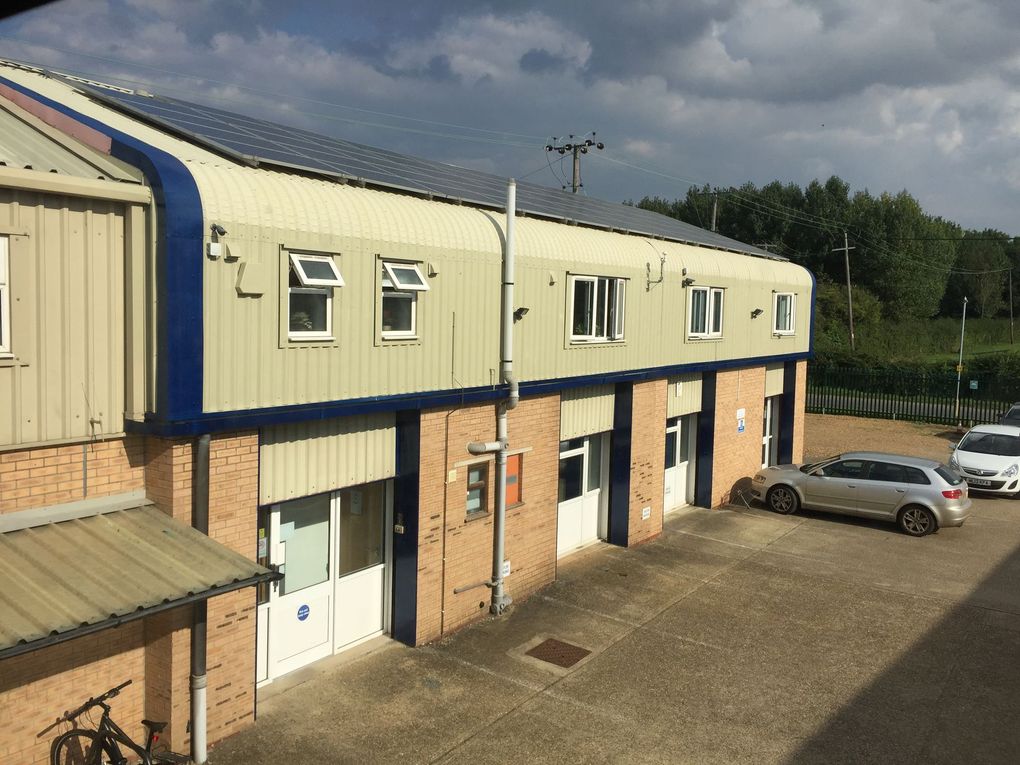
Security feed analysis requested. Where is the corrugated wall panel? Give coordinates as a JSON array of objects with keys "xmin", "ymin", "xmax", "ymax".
[
  {"xmin": 260, "ymin": 413, "xmax": 396, "ymax": 504},
  {"xmin": 194, "ymin": 164, "xmax": 503, "ymax": 413},
  {"xmin": 764, "ymin": 363, "xmax": 785, "ymax": 397},
  {"xmin": 0, "ymin": 188, "xmax": 127, "ymax": 446},
  {"xmin": 667, "ymin": 373, "xmax": 703, "ymax": 417},
  {"xmin": 560, "ymin": 385, "xmax": 614, "ymax": 439}
]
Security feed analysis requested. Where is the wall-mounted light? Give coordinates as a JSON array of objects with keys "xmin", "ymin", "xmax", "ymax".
[
  {"xmin": 208, "ymin": 223, "xmax": 228, "ymax": 260},
  {"xmin": 513, "ymin": 306, "xmax": 530, "ymax": 322},
  {"xmin": 751, "ymin": 308, "xmax": 765, "ymax": 319},
  {"xmin": 682, "ymin": 277, "xmax": 696, "ymax": 288}
]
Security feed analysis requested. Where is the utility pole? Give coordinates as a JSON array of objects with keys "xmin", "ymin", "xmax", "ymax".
[
  {"xmin": 710, "ymin": 192, "xmax": 718, "ymax": 232},
  {"xmin": 1010, "ymin": 269, "xmax": 1014, "ymax": 345},
  {"xmin": 546, "ymin": 133, "xmax": 605, "ymax": 193},
  {"xmin": 833, "ymin": 231, "xmax": 857, "ymax": 351},
  {"xmin": 955, "ymin": 296, "xmax": 969, "ymax": 428}
]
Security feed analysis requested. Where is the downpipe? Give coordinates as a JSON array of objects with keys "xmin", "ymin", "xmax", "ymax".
[
  {"xmin": 191, "ymin": 434, "xmax": 210, "ymax": 765},
  {"xmin": 468, "ymin": 179, "xmax": 518, "ymax": 616}
]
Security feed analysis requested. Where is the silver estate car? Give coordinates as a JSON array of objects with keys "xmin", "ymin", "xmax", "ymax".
[{"xmin": 751, "ymin": 452, "xmax": 971, "ymax": 536}]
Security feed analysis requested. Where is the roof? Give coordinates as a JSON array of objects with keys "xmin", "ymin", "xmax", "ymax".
[
  {"xmin": 0, "ymin": 59, "xmax": 778, "ymax": 260},
  {"xmin": 0, "ymin": 497, "xmax": 273, "ymax": 659},
  {"xmin": 840, "ymin": 452, "xmax": 941, "ymax": 468},
  {"xmin": 0, "ymin": 91, "xmax": 142, "ymax": 183},
  {"xmin": 963, "ymin": 424, "xmax": 1020, "ymax": 436}
]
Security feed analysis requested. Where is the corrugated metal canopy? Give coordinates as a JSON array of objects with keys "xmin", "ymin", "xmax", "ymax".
[
  {"xmin": 0, "ymin": 503, "xmax": 273, "ymax": 659},
  {"xmin": 52, "ymin": 74, "xmax": 779, "ymax": 259}
]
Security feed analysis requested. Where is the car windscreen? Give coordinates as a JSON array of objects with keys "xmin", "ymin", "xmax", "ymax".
[
  {"xmin": 935, "ymin": 466, "xmax": 964, "ymax": 485},
  {"xmin": 958, "ymin": 432, "xmax": 1020, "ymax": 457},
  {"xmin": 800, "ymin": 456, "xmax": 839, "ymax": 474}
]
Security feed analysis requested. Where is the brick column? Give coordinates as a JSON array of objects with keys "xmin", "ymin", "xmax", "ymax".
[
  {"xmin": 415, "ymin": 395, "xmax": 559, "ymax": 644},
  {"xmin": 792, "ymin": 360, "xmax": 807, "ymax": 462},
  {"xmin": 711, "ymin": 366, "xmax": 767, "ymax": 507},
  {"xmin": 627, "ymin": 379, "xmax": 666, "ymax": 546}
]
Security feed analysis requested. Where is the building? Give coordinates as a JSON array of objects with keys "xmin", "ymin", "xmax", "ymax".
[{"xmin": 0, "ymin": 59, "xmax": 812, "ymax": 763}]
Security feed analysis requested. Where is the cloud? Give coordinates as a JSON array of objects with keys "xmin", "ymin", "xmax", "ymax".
[{"xmin": 2, "ymin": 0, "xmax": 1020, "ymax": 232}]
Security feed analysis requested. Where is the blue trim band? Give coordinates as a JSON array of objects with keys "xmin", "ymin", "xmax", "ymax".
[
  {"xmin": 391, "ymin": 409, "xmax": 420, "ymax": 646},
  {"xmin": 126, "ymin": 351, "xmax": 812, "ymax": 437},
  {"xmin": 0, "ymin": 76, "xmax": 206, "ymax": 420},
  {"xmin": 779, "ymin": 361, "xmax": 798, "ymax": 464},
  {"xmin": 694, "ymin": 372, "xmax": 717, "ymax": 508},
  {"xmin": 608, "ymin": 382, "xmax": 633, "ymax": 547}
]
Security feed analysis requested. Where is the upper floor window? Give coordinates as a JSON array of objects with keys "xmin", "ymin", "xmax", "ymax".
[
  {"xmin": 0, "ymin": 235, "xmax": 9, "ymax": 355},
  {"xmin": 381, "ymin": 260, "xmax": 429, "ymax": 340},
  {"xmin": 688, "ymin": 286, "xmax": 724, "ymax": 338},
  {"xmin": 773, "ymin": 292, "xmax": 796, "ymax": 335},
  {"xmin": 288, "ymin": 252, "xmax": 344, "ymax": 341},
  {"xmin": 571, "ymin": 275, "xmax": 625, "ymax": 343}
]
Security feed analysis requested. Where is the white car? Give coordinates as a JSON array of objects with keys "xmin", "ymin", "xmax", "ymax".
[{"xmin": 949, "ymin": 424, "xmax": 1020, "ymax": 496}]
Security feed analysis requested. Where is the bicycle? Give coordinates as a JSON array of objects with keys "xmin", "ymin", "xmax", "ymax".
[{"xmin": 38, "ymin": 679, "xmax": 191, "ymax": 765}]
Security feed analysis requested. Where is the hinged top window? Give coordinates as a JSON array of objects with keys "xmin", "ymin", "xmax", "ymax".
[
  {"xmin": 570, "ymin": 275, "xmax": 625, "ymax": 343},
  {"xmin": 382, "ymin": 262, "xmax": 429, "ymax": 292},
  {"xmin": 289, "ymin": 252, "xmax": 345, "ymax": 287}
]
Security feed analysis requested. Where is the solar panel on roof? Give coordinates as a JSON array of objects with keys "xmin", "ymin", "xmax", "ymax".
[{"xmin": 61, "ymin": 75, "xmax": 780, "ymax": 259}]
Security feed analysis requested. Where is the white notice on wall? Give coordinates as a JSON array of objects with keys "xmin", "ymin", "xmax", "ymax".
[
  {"xmin": 502, "ymin": 560, "xmax": 511, "ymax": 577},
  {"xmin": 641, "ymin": 506, "xmax": 651, "ymax": 520},
  {"xmin": 736, "ymin": 408, "xmax": 746, "ymax": 419}
]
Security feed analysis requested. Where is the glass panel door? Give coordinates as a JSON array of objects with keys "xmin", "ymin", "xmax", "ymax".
[{"xmin": 334, "ymin": 481, "xmax": 390, "ymax": 651}]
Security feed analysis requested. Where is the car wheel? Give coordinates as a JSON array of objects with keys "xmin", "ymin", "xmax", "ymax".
[
  {"xmin": 898, "ymin": 505, "xmax": 937, "ymax": 537},
  {"xmin": 766, "ymin": 485, "xmax": 799, "ymax": 515}
]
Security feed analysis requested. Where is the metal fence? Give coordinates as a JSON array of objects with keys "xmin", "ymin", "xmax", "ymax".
[{"xmin": 806, "ymin": 366, "xmax": 1019, "ymax": 426}]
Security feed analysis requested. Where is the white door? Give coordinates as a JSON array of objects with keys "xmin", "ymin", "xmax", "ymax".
[
  {"xmin": 266, "ymin": 494, "xmax": 334, "ymax": 680},
  {"xmin": 762, "ymin": 396, "xmax": 780, "ymax": 468},
  {"xmin": 557, "ymin": 434, "xmax": 606, "ymax": 557},
  {"xmin": 333, "ymin": 482, "xmax": 391, "ymax": 650},
  {"xmin": 664, "ymin": 414, "xmax": 695, "ymax": 512}
]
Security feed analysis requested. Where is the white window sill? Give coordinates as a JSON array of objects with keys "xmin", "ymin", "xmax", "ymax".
[
  {"xmin": 288, "ymin": 335, "xmax": 336, "ymax": 343},
  {"xmin": 569, "ymin": 338, "xmax": 626, "ymax": 346},
  {"xmin": 772, "ymin": 331, "xmax": 796, "ymax": 337},
  {"xmin": 686, "ymin": 335, "xmax": 723, "ymax": 341}
]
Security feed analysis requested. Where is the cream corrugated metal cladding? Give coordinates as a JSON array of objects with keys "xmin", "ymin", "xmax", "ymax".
[
  {"xmin": 667, "ymin": 374, "xmax": 703, "ymax": 417},
  {"xmin": 560, "ymin": 386, "xmax": 615, "ymax": 439},
  {"xmin": 259, "ymin": 414, "xmax": 396, "ymax": 504}
]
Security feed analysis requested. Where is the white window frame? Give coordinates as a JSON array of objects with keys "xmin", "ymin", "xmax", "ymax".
[
  {"xmin": 289, "ymin": 252, "xmax": 345, "ymax": 288},
  {"xmin": 773, "ymin": 292, "xmax": 796, "ymax": 335},
  {"xmin": 570, "ymin": 275, "xmax": 626, "ymax": 343},
  {"xmin": 688, "ymin": 286, "xmax": 724, "ymax": 339},
  {"xmin": 0, "ymin": 235, "xmax": 9, "ymax": 355},
  {"xmin": 381, "ymin": 260, "xmax": 428, "ymax": 340},
  {"xmin": 287, "ymin": 251, "xmax": 342, "ymax": 342}
]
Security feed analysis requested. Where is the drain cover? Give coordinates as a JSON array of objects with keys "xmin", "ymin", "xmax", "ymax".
[{"xmin": 525, "ymin": 638, "xmax": 591, "ymax": 668}]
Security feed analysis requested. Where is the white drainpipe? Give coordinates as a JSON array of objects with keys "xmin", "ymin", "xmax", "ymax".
[{"xmin": 468, "ymin": 178, "xmax": 517, "ymax": 615}]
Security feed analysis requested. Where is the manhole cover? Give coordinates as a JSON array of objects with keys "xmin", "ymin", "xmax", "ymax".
[{"xmin": 525, "ymin": 638, "xmax": 591, "ymax": 668}]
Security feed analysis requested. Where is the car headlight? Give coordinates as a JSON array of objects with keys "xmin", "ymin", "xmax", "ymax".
[
  {"xmin": 949, "ymin": 453, "xmax": 959, "ymax": 470},
  {"xmin": 752, "ymin": 473, "xmax": 766, "ymax": 483},
  {"xmin": 1003, "ymin": 463, "xmax": 1019, "ymax": 478}
]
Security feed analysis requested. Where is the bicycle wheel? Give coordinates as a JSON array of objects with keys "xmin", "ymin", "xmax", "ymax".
[{"xmin": 50, "ymin": 729, "xmax": 119, "ymax": 765}]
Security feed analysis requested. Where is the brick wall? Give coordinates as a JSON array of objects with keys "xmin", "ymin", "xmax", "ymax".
[
  {"xmin": 0, "ymin": 432, "xmax": 260, "ymax": 762},
  {"xmin": 792, "ymin": 360, "xmax": 807, "ymax": 462},
  {"xmin": 0, "ymin": 436, "xmax": 145, "ymax": 514},
  {"xmin": 416, "ymin": 394, "xmax": 559, "ymax": 644},
  {"xmin": 711, "ymin": 366, "xmax": 767, "ymax": 507},
  {"xmin": 627, "ymin": 379, "xmax": 666, "ymax": 545},
  {"xmin": 0, "ymin": 624, "xmax": 146, "ymax": 765},
  {"xmin": 143, "ymin": 431, "xmax": 260, "ymax": 752}
]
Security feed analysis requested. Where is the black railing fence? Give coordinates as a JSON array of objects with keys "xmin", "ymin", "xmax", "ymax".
[{"xmin": 806, "ymin": 366, "xmax": 1019, "ymax": 426}]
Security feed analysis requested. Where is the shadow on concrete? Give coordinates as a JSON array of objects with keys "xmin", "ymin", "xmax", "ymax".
[{"xmin": 784, "ymin": 538, "xmax": 1020, "ymax": 764}]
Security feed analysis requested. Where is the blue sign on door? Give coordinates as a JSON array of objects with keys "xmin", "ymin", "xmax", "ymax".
[{"xmin": 297, "ymin": 604, "xmax": 310, "ymax": 621}]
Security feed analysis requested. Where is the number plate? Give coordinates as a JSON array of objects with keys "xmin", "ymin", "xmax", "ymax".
[{"xmin": 967, "ymin": 478, "xmax": 992, "ymax": 487}]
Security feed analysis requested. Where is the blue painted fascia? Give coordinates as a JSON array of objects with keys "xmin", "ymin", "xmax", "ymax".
[
  {"xmin": 130, "ymin": 350, "xmax": 813, "ymax": 437},
  {"xmin": 0, "ymin": 76, "xmax": 205, "ymax": 421},
  {"xmin": 694, "ymin": 372, "xmax": 717, "ymax": 508},
  {"xmin": 608, "ymin": 382, "xmax": 633, "ymax": 547},
  {"xmin": 391, "ymin": 409, "xmax": 420, "ymax": 646},
  {"xmin": 779, "ymin": 361, "xmax": 798, "ymax": 464}
]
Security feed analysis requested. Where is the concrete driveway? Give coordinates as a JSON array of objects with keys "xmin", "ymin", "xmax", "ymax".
[{"xmin": 210, "ymin": 495, "xmax": 1020, "ymax": 765}]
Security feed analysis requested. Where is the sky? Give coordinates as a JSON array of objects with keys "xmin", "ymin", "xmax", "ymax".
[{"xmin": 1, "ymin": 0, "xmax": 1019, "ymax": 234}]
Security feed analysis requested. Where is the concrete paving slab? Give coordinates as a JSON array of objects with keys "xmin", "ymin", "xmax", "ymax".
[
  {"xmin": 663, "ymin": 505, "xmax": 803, "ymax": 550},
  {"xmin": 210, "ymin": 643, "xmax": 533, "ymax": 765}
]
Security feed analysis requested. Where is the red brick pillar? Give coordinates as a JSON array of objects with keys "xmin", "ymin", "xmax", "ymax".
[
  {"xmin": 711, "ymin": 367, "xmax": 767, "ymax": 507},
  {"xmin": 627, "ymin": 379, "xmax": 667, "ymax": 545}
]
